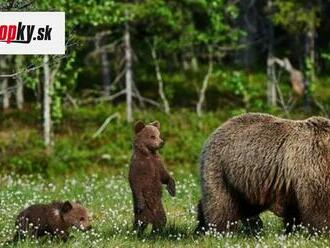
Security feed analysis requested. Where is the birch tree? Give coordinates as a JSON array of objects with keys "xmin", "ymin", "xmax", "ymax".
[
  {"xmin": 0, "ymin": 57, "xmax": 10, "ymax": 110},
  {"xmin": 15, "ymin": 56, "xmax": 24, "ymax": 109},
  {"xmin": 124, "ymin": 12, "xmax": 133, "ymax": 123},
  {"xmin": 266, "ymin": 0, "xmax": 276, "ymax": 106},
  {"xmin": 196, "ymin": 50, "xmax": 213, "ymax": 117},
  {"xmin": 43, "ymin": 55, "xmax": 52, "ymax": 149},
  {"xmin": 151, "ymin": 44, "xmax": 170, "ymax": 114}
]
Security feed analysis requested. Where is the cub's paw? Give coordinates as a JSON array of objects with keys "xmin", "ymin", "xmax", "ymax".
[{"xmin": 167, "ymin": 179, "xmax": 176, "ymax": 197}]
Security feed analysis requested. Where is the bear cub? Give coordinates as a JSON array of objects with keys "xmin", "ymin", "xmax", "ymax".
[
  {"xmin": 129, "ymin": 120, "xmax": 175, "ymax": 233},
  {"xmin": 11, "ymin": 201, "xmax": 91, "ymax": 242}
]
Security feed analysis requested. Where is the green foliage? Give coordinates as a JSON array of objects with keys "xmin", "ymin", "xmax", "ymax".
[{"xmin": 272, "ymin": 0, "xmax": 320, "ymax": 33}]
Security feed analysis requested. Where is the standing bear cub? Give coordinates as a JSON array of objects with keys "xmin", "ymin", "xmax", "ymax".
[
  {"xmin": 10, "ymin": 201, "xmax": 91, "ymax": 243},
  {"xmin": 129, "ymin": 120, "xmax": 176, "ymax": 233},
  {"xmin": 197, "ymin": 113, "xmax": 330, "ymax": 234}
]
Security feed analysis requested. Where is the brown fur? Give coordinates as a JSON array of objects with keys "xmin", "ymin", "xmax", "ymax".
[
  {"xmin": 198, "ymin": 113, "xmax": 330, "ymax": 234},
  {"xmin": 129, "ymin": 120, "xmax": 175, "ymax": 233},
  {"xmin": 11, "ymin": 201, "xmax": 91, "ymax": 242}
]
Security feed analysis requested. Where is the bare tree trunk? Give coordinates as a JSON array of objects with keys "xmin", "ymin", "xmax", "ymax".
[
  {"xmin": 196, "ymin": 49, "xmax": 213, "ymax": 117},
  {"xmin": 303, "ymin": 28, "xmax": 314, "ymax": 111},
  {"xmin": 1, "ymin": 78, "xmax": 9, "ymax": 110},
  {"xmin": 124, "ymin": 12, "xmax": 133, "ymax": 123},
  {"xmin": 191, "ymin": 48, "xmax": 199, "ymax": 72},
  {"xmin": 15, "ymin": 56, "xmax": 24, "ymax": 109},
  {"xmin": 235, "ymin": 0, "xmax": 257, "ymax": 69},
  {"xmin": 267, "ymin": 58, "xmax": 276, "ymax": 106},
  {"xmin": 43, "ymin": 55, "xmax": 52, "ymax": 150},
  {"xmin": 151, "ymin": 45, "xmax": 170, "ymax": 114},
  {"xmin": 183, "ymin": 53, "xmax": 190, "ymax": 71},
  {"xmin": 101, "ymin": 47, "xmax": 111, "ymax": 96},
  {"xmin": 266, "ymin": 0, "xmax": 276, "ymax": 106},
  {"xmin": 305, "ymin": 29, "xmax": 316, "ymax": 82},
  {"xmin": 0, "ymin": 57, "xmax": 10, "ymax": 110},
  {"xmin": 95, "ymin": 34, "xmax": 111, "ymax": 97}
]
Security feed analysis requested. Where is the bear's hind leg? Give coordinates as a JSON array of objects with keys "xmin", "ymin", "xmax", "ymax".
[
  {"xmin": 241, "ymin": 215, "xmax": 263, "ymax": 234},
  {"xmin": 151, "ymin": 203, "xmax": 167, "ymax": 233},
  {"xmin": 282, "ymin": 196, "xmax": 301, "ymax": 234},
  {"xmin": 133, "ymin": 218, "xmax": 148, "ymax": 234},
  {"xmin": 195, "ymin": 200, "xmax": 206, "ymax": 234},
  {"xmin": 283, "ymin": 207, "xmax": 301, "ymax": 234},
  {"xmin": 203, "ymin": 186, "xmax": 242, "ymax": 232}
]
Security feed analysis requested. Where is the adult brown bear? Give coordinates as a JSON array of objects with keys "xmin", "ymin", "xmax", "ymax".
[{"xmin": 197, "ymin": 113, "xmax": 330, "ymax": 234}]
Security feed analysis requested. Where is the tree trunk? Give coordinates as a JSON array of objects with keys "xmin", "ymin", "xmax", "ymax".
[
  {"xmin": 15, "ymin": 56, "xmax": 24, "ymax": 109},
  {"xmin": 196, "ymin": 50, "xmax": 213, "ymax": 117},
  {"xmin": 1, "ymin": 78, "xmax": 9, "ymax": 110},
  {"xmin": 124, "ymin": 12, "xmax": 133, "ymax": 123},
  {"xmin": 101, "ymin": 47, "xmax": 111, "ymax": 96},
  {"xmin": 304, "ymin": 28, "xmax": 315, "ymax": 111},
  {"xmin": 151, "ymin": 45, "xmax": 170, "ymax": 114},
  {"xmin": 43, "ymin": 55, "xmax": 52, "ymax": 150},
  {"xmin": 0, "ymin": 57, "xmax": 10, "ymax": 110},
  {"xmin": 95, "ymin": 34, "xmax": 111, "ymax": 97},
  {"xmin": 305, "ymin": 29, "xmax": 316, "ymax": 83},
  {"xmin": 191, "ymin": 48, "xmax": 199, "ymax": 72},
  {"xmin": 235, "ymin": 0, "xmax": 257, "ymax": 69},
  {"xmin": 266, "ymin": 0, "xmax": 276, "ymax": 106}
]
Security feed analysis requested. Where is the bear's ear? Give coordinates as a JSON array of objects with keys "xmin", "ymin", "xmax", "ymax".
[
  {"xmin": 134, "ymin": 121, "xmax": 145, "ymax": 134},
  {"xmin": 61, "ymin": 201, "xmax": 73, "ymax": 213},
  {"xmin": 150, "ymin": 121, "xmax": 160, "ymax": 130}
]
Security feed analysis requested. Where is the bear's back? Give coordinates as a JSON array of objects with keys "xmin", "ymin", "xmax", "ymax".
[{"xmin": 200, "ymin": 113, "xmax": 330, "ymax": 203}]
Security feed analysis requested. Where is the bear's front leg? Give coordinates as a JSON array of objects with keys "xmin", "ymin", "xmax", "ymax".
[
  {"xmin": 135, "ymin": 197, "xmax": 146, "ymax": 214},
  {"xmin": 166, "ymin": 177, "xmax": 176, "ymax": 197},
  {"xmin": 159, "ymin": 162, "xmax": 176, "ymax": 197}
]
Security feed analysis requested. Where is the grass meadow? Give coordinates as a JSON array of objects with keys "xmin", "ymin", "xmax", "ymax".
[
  {"xmin": 1, "ymin": 104, "xmax": 330, "ymax": 247},
  {"xmin": 2, "ymin": 173, "xmax": 330, "ymax": 247}
]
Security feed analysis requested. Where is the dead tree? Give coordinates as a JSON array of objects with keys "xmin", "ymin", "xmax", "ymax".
[
  {"xmin": 124, "ymin": 12, "xmax": 133, "ymax": 123},
  {"xmin": 15, "ymin": 56, "xmax": 24, "ymax": 109},
  {"xmin": 271, "ymin": 58, "xmax": 305, "ymax": 97},
  {"xmin": 266, "ymin": 0, "xmax": 277, "ymax": 106},
  {"xmin": 95, "ymin": 32, "xmax": 111, "ymax": 97},
  {"xmin": 0, "ymin": 57, "xmax": 10, "ymax": 110},
  {"xmin": 196, "ymin": 48, "xmax": 213, "ymax": 117},
  {"xmin": 270, "ymin": 57, "xmax": 310, "ymax": 110},
  {"xmin": 43, "ymin": 55, "xmax": 52, "ymax": 150},
  {"xmin": 151, "ymin": 45, "xmax": 170, "ymax": 114}
]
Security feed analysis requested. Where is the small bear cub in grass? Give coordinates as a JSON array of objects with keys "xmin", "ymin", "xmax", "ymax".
[
  {"xmin": 129, "ymin": 120, "xmax": 176, "ymax": 233},
  {"xmin": 10, "ymin": 201, "xmax": 91, "ymax": 242}
]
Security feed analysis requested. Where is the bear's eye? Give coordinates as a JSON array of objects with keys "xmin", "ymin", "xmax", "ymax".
[
  {"xmin": 80, "ymin": 217, "xmax": 85, "ymax": 221},
  {"xmin": 150, "ymin": 135, "xmax": 156, "ymax": 139}
]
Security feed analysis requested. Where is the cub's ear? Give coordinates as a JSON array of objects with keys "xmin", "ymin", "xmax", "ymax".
[
  {"xmin": 150, "ymin": 121, "xmax": 160, "ymax": 130},
  {"xmin": 61, "ymin": 201, "xmax": 73, "ymax": 213},
  {"xmin": 134, "ymin": 121, "xmax": 145, "ymax": 134}
]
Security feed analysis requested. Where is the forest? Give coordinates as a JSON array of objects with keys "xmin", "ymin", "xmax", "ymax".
[{"xmin": 1, "ymin": 0, "xmax": 330, "ymax": 247}]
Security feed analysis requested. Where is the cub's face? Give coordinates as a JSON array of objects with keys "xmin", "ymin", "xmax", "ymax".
[
  {"xmin": 61, "ymin": 201, "xmax": 92, "ymax": 231},
  {"xmin": 134, "ymin": 121, "xmax": 164, "ymax": 152}
]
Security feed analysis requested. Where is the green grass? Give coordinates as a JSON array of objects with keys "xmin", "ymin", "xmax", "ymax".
[
  {"xmin": 2, "ymin": 172, "xmax": 330, "ymax": 247},
  {"xmin": 1, "ymin": 103, "xmax": 330, "ymax": 247},
  {"xmin": 0, "ymin": 103, "xmax": 321, "ymax": 176}
]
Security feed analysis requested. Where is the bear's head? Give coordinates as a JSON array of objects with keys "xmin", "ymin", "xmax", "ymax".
[
  {"xmin": 61, "ymin": 201, "xmax": 92, "ymax": 231},
  {"xmin": 133, "ymin": 120, "xmax": 164, "ymax": 154}
]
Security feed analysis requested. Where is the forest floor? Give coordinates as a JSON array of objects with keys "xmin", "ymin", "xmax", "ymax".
[{"xmin": 1, "ymin": 103, "xmax": 330, "ymax": 247}]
